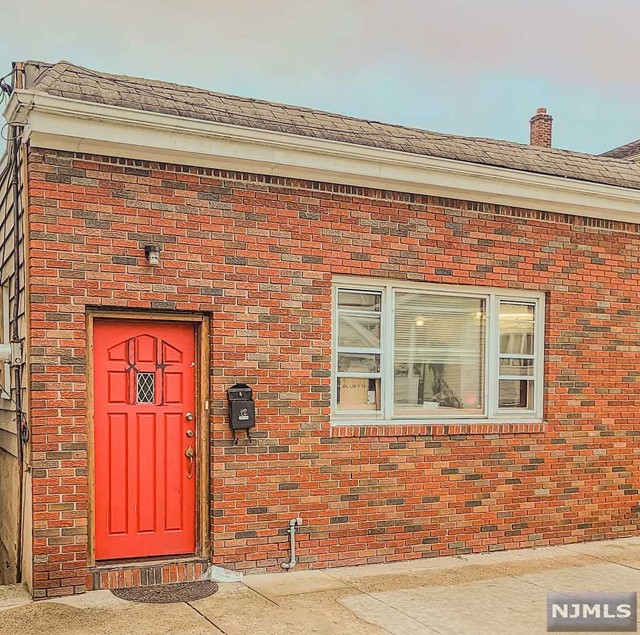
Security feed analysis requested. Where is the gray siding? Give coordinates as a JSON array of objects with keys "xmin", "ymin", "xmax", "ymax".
[{"xmin": 0, "ymin": 134, "xmax": 27, "ymax": 584}]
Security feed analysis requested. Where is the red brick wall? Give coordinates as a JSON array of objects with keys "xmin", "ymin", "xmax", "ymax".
[{"xmin": 27, "ymin": 147, "xmax": 640, "ymax": 597}]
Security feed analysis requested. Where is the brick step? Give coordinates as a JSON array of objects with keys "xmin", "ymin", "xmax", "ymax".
[{"xmin": 88, "ymin": 559, "xmax": 209, "ymax": 590}]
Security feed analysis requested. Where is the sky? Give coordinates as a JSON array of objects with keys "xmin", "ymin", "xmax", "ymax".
[{"xmin": 2, "ymin": 0, "xmax": 640, "ymax": 155}]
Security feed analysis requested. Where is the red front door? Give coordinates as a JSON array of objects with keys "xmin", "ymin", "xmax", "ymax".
[{"xmin": 93, "ymin": 319, "xmax": 197, "ymax": 561}]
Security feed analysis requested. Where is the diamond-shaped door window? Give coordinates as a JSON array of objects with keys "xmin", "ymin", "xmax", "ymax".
[{"xmin": 136, "ymin": 372, "xmax": 155, "ymax": 404}]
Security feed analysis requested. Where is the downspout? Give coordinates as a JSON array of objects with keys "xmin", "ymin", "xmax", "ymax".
[
  {"xmin": 10, "ymin": 61, "xmax": 26, "ymax": 583},
  {"xmin": 10, "ymin": 129, "xmax": 25, "ymax": 583}
]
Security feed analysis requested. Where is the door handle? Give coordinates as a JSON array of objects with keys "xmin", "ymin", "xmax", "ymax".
[{"xmin": 185, "ymin": 445, "xmax": 195, "ymax": 479}]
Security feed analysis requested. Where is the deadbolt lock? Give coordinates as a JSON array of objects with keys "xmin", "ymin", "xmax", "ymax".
[
  {"xmin": 186, "ymin": 429, "xmax": 194, "ymax": 438},
  {"xmin": 185, "ymin": 412, "xmax": 194, "ymax": 421}
]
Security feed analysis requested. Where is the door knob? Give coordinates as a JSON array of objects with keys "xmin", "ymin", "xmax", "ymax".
[{"xmin": 185, "ymin": 445, "xmax": 194, "ymax": 479}]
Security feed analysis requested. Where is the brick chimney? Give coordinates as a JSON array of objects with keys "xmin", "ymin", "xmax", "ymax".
[{"xmin": 530, "ymin": 107, "xmax": 552, "ymax": 148}]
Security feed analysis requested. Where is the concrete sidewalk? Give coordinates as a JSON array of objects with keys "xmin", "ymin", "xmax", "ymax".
[{"xmin": 3, "ymin": 536, "xmax": 640, "ymax": 634}]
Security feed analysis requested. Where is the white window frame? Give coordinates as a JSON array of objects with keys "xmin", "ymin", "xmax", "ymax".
[
  {"xmin": 334, "ymin": 288, "xmax": 384, "ymax": 417},
  {"xmin": 331, "ymin": 277, "xmax": 545, "ymax": 424}
]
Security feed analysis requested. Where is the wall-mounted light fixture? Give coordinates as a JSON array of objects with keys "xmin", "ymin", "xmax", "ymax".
[{"xmin": 144, "ymin": 244, "xmax": 160, "ymax": 266}]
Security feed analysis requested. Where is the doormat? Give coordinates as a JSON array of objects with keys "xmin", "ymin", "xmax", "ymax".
[{"xmin": 111, "ymin": 580, "xmax": 218, "ymax": 603}]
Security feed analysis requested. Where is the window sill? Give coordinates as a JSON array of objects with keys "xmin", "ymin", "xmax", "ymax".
[{"xmin": 329, "ymin": 419, "xmax": 547, "ymax": 438}]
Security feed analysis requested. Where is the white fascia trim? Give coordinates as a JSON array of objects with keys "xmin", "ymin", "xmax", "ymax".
[{"xmin": 6, "ymin": 89, "xmax": 640, "ymax": 223}]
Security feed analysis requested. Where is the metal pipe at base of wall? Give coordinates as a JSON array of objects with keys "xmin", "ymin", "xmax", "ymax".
[{"xmin": 281, "ymin": 518, "xmax": 302, "ymax": 570}]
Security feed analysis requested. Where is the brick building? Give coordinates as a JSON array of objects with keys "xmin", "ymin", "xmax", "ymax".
[{"xmin": 2, "ymin": 60, "xmax": 640, "ymax": 598}]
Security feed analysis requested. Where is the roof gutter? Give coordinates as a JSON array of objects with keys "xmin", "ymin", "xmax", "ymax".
[{"xmin": 6, "ymin": 89, "xmax": 640, "ymax": 224}]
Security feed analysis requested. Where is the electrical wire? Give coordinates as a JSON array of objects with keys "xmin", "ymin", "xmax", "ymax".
[
  {"xmin": 0, "ymin": 151, "xmax": 19, "ymax": 410},
  {"xmin": 0, "ymin": 68, "xmax": 15, "ymax": 84},
  {"xmin": 1, "ymin": 123, "xmax": 20, "ymax": 142},
  {"xmin": 0, "ymin": 66, "xmax": 17, "ymax": 106}
]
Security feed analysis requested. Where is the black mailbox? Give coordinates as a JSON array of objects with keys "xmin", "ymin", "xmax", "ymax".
[{"xmin": 227, "ymin": 383, "xmax": 255, "ymax": 443}]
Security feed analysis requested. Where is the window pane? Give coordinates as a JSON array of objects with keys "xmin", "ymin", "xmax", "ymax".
[
  {"xmin": 499, "ymin": 379, "xmax": 534, "ymax": 409},
  {"xmin": 499, "ymin": 358, "xmax": 534, "ymax": 377},
  {"xmin": 394, "ymin": 293, "xmax": 485, "ymax": 415},
  {"xmin": 338, "ymin": 290, "xmax": 381, "ymax": 312},
  {"xmin": 338, "ymin": 314, "xmax": 381, "ymax": 348},
  {"xmin": 137, "ymin": 372, "xmax": 155, "ymax": 404},
  {"xmin": 338, "ymin": 353, "xmax": 380, "ymax": 373},
  {"xmin": 500, "ymin": 303, "xmax": 534, "ymax": 355},
  {"xmin": 337, "ymin": 377, "xmax": 381, "ymax": 412}
]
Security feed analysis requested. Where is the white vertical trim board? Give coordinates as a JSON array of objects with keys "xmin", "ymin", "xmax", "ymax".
[{"xmin": 1, "ymin": 285, "xmax": 10, "ymax": 400}]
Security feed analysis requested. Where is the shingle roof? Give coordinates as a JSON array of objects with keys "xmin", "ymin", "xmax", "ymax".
[
  {"xmin": 601, "ymin": 139, "xmax": 640, "ymax": 160},
  {"xmin": 20, "ymin": 60, "xmax": 640, "ymax": 191}
]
